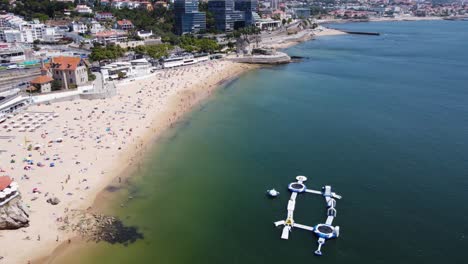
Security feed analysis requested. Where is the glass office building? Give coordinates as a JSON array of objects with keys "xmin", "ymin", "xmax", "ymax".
[
  {"xmin": 208, "ymin": 0, "xmax": 259, "ymax": 32},
  {"xmin": 209, "ymin": 0, "xmax": 246, "ymax": 32},
  {"xmin": 234, "ymin": 0, "xmax": 258, "ymax": 25},
  {"xmin": 174, "ymin": 0, "xmax": 206, "ymax": 35}
]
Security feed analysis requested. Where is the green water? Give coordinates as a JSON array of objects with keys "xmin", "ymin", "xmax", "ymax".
[{"xmin": 54, "ymin": 21, "xmax": 468, "ymax": 264}]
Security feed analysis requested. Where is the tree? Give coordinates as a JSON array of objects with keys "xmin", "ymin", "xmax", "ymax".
[
  {"xmin": 89, "ymin": 46, "xmax": 107, "ymax": 64},
  {"xmin": 179, "ymin": 36, "xmax": 219, "ymax": 53},
  {"xmin": 89, "ymin": 44, "xmax": 125, "ymax": 64},
  {"xmin": 196, "ymin": 39, "xmax": 219, "ymax": 53},
  {"xmin": 134, "ymin": 45, "xmax": 147, "ymax": 56},
  {"xmin": 87, "ymin": 69, "xmax": 96, "ymax": 81},
  {"xmin": 282, "ymin": 19, "xmax": 287, "ymax": 26},
  {"xmin": 146, "ymin": 44, "xmax": 172, "ymax": 59}
]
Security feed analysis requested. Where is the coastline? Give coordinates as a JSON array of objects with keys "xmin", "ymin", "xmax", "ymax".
[
  {"xmin": 1, "ymin": 22, "xmax": 387, "ymax": 263},
  {"xmin": 29, "ymin": 18, "xmax": 468, "ymax": 263},
  {"xmin": 317, "ymin": 15, "xmax": 444, "ymax": 24},
  {"xmin": 0, "ymin": 60, "xmax": 256, "ymax": 264}
]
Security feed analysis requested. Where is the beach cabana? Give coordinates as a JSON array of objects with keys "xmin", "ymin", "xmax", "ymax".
[{"xmin": 0, "ymin": 176, "xmax": 19, "ymax": 206}]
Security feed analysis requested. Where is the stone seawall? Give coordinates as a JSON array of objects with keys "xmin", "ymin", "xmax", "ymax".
[{"xmin": 229, "ymin": 52, "xmax": 291, "ymax": 65}]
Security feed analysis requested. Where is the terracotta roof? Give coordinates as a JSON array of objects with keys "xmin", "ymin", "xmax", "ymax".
[
  {"xmin": 117, "ymin": 19, "xmax": 133, "ymax": 26},
  {"xmin": 31, "ymin": 75, "xmax": 53, "ymax": 84},
  {"xmin": 50, "ymin": 56, "xmax": 83, "ymax": 71},
  {"xmin": 0, "ymin": 176, "xmax": 12, "ymax": 191}
]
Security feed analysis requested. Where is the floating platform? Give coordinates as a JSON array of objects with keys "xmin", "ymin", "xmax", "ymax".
[{"xmin": 273, "ymin": 176, "xmax": 342, "ymax": 256}]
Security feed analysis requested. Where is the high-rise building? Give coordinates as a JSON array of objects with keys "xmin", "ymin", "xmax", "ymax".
[
  {"xmin": 234, "ymin": 0, "xmax": 258, "ymax": 25},
  {"xmin": 208, "ymin": 0, "xmax": 244, "ymax": 32},
  {"xmin": 174, "ymin": 0, "xmax": 206, "ymax": 35},
  {"xmin": 209, "ymin": 0, "xmax": 259, "ymax": 32}
]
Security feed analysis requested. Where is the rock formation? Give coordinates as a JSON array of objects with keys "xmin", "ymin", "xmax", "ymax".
[
  {"xmin": 60, "ymin": 210, "xmax": 143, "ymax": 246},
  {"xmin": 0, "ymin": 196, "xmax": 29, "ymax": 230}
]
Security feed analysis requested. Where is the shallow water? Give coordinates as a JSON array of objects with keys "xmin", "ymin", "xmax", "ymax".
[{"xmin": 52, "ymin": 20, "xmax": 468, "ymax": 264}]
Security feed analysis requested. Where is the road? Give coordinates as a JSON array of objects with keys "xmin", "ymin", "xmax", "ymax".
[{"xmin": 0, "ymin": 67, "xmax": 41, "ymax": 92}]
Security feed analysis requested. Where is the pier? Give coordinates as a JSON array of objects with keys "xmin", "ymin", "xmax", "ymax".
[
  {"xmin": 274, "ymin": 176, "xmax": 342, "ymax": 256},
  {"xmin": 342, "ymin": 31, "xmax": 380, "ymax": 36}
]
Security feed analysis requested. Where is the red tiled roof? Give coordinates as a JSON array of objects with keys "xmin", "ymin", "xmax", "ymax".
[
  {"xmin": 50, "ymin": 56, "xmax": 82, "ymax": 71},
  {"xmin": 31, "ymin": 75, "xmax": 53, "ymax": 84},
  {"xmin": 0, "ymin": 176, "xmax": 12, "ymax": 191},
  {"xmin": 117, "ymin": 19, "xmax": 133, "ymax": 26}
]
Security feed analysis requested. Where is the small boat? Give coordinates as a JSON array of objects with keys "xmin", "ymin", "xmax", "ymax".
[{"xmin": 267, "ymin": 189, "xmax": 280, "ymax": 197}]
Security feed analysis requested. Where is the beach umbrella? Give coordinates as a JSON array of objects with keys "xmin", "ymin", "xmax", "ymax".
[{"xmin": 50, "ymin": 163, "xmax": 55, "ymax": 167}]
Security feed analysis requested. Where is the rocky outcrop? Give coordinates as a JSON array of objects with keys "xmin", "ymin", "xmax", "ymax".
[
  {"xmin": 0, "ymin": 196, "xmax": 29, "ymax": 230},
  {"xmin": 60, "ymin": 210, "xmax": 143, "ymax": 246}
]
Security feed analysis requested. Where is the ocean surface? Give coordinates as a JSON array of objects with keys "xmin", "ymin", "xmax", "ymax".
[{"xmin": 53, "ymin": 21, "xmax": 468, "ymax": 264}]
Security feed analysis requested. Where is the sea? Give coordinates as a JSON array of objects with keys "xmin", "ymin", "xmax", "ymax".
[{"xmin": 51, "ymin": 20, "xmax": 468, "ymax": 264}]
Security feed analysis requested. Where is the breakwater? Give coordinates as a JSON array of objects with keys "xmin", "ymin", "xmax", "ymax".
[{"xmin": 341, "ymin": 30, "xmax": 380, "ymax": 35}]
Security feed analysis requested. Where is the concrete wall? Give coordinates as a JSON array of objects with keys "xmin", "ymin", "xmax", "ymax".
[{"xmin": 229, "ymin": 52, "xmax": 291, "ymax": 64}]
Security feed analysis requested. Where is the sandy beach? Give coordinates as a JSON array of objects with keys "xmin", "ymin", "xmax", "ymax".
[
  {"xmin": 0, "ymin": 26, "xmax": 347, "ymax": 264},
  {"xmin": 0, "ymin": 60, "xmax": 255, "ymax": 264}
]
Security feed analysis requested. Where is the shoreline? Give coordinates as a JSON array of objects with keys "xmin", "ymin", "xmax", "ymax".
[
  {"xmin": 317, "ymin": 15, "xmax": 444, "ymax": 24},
  {"xmin": 1, "ymin": 19, "xmax": 431, "ymax": 262},
  {"xmin": 34, "ymin": 66, "xmax": 253, "ymax": 264},
  {"xmin": 0, "ymin": 59, "xmax": 256, "ymax": 264}
]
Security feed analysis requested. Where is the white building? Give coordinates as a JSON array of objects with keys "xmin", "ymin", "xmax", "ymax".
[
  {"xmin": 0, "ymin": 13, "xmax": 26, "ymax": 29},
  {"xmin": 2, "ymin": 29, "xmax": 23, "ymax": 43},
  {"xmin": 89, "ymin": 21, "xmax": 104, "ymax": 34},
  {"xmin": 75, "ymin": 5, "xmax": 93, "ymax": 14},
  {"xmin": 70, "ymin": 22, "xmax": 88, "ymax": 34},
  {"xmin": 42, "ymin": 27, "xmax": 63, "ymax": 42},
  {"xmin": 137, "ymin": 30, "xmax": 153, "ymax": 39},
  {"xmin": 93, "ymin": 30, "xmax": 127, "ymax": 45},
  {"xmin": 101, "ymin": 58, "xmax": 152, "ymax": 80}
]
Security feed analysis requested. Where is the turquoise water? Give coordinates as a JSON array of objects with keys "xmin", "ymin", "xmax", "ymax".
[{"xmin": 54, "ymin": 21, "xmax": 468, "ymax": 263}]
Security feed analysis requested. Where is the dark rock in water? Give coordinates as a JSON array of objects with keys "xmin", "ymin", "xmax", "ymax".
[
  {"xmin": 290, "ymin": 56, "xmax": 307, "ymax": 63},
  {"xmin": 100, "ymin": 218, "xmax": 144, "ymax": 245},
  {"xmin": 0, "ymin": 196, "xmax": 29, "ymax": 230},
  {"xmin": 46, "ymin": 197, "xmax": 60, "ymax": 205},
  {"xmin": 62, "ymin": 211, "xmax": 143, "ymax": 246},
  {"xmin": 105, "ymin": 185, "xmax": 121, "ymax": 192}
]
